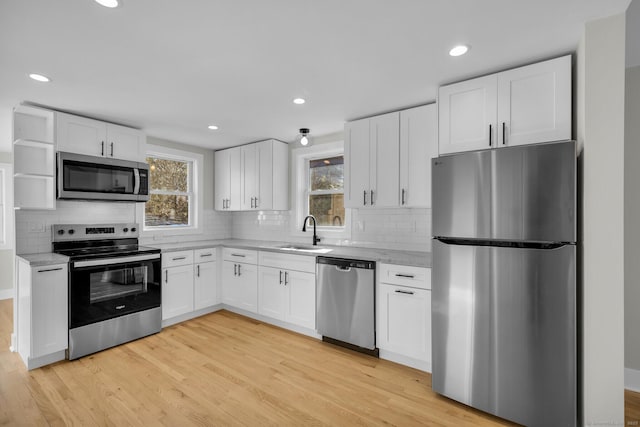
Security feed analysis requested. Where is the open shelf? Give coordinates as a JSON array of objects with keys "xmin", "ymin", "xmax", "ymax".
[
  {"xmin": 13, "ymin": 106, "xmax": 55, "ymax": 144},
  {"xmin": 14, "ymin": 139, "xmax": 55, "ymax": 176},
  {"xmin": 14, "ymin": 175, "xmax": 55, "ymax": 210}
]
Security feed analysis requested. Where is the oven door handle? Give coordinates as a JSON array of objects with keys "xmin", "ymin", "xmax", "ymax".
[{"xmin": 73, "ymin": 253, "xmax": 160, "ymax": 269}]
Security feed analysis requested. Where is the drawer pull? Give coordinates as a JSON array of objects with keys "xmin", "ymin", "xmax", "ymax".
[
  {"xmin": 199, "ymin": 253, "xmax": 213, "ymax": 258},
  {"xmin": 395, "ymin": 290, "xmax": 415, "ymax": 295},
  {"xmin": 37, "ymin": 267, "xmax": 63, "ymax": 273},
  {"xmin": 172, "ymin": 256, "xmax": 186, "ymax": 261},
  {"xmin": 231, "ymin": 253, "xmax": 246, "ymax": 258},
  {"xmin": 395, "ymin": 273, "xmax": 415, "ymax": 279}
]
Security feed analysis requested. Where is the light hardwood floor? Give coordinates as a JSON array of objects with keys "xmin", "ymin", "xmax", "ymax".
[{"xmin": 0, "ymin": 298, "xmax": 637, "ymax": 426}]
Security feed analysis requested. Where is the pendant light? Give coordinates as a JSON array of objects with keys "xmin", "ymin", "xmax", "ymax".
[{"xmin": 299, "ymin": 128, "xmax": 311, "ymax": 146}]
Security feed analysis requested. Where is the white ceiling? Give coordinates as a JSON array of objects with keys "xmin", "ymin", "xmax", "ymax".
[{"xmin": 0, "ymin": 0, "xmax": 632, "ymax": 152}]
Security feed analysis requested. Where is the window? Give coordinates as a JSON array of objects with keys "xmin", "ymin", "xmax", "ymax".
[
  {"xmin": 145, "ymin": 156, "xmax": 192, "ymax": 227},
  {"xmin": 293, "ymin": 140, "xmax": 350, "ymax": 239},
  {"xmin": 308, "ymin": 156, "xmax": 345, "ymax": 227},
  {"xmin": 142, "ymin": 146, "xmax": 202, "ymax": 233}
]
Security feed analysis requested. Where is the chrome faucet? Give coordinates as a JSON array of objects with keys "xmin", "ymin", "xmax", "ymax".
[{"xmin": 302, "ymin": 215, "xmax": 321, "ymax": 246}]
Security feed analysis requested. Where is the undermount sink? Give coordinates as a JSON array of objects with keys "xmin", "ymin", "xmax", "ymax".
[{"xmin": 277, "ymin": 244, "xmax": 333, "ymax": 254}]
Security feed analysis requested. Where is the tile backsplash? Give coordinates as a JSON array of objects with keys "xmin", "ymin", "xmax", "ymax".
[
  {"xmin": 231, "ymin": 208, "xmax": 431, "ymax": 252},
  {"xmin": 16, "ymin": 202, "xmax": 430, "ymax": 254}
]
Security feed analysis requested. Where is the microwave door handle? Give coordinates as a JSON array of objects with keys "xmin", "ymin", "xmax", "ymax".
[{"xmin": 133, "ymin": 168, "xmax": 140, "ymax": 195}]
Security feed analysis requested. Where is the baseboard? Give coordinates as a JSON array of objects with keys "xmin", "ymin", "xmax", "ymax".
[
  {"xmin": 221, "ymin": 306, "xmax": 321, "ymax": 339},
  {"xmin": 379, "ymin": 349, "xmax": 431, "ymax": 372},
  {"xmin": 0, "ymin": 289, "xmax": 13, "ymax": 301},
  {"xmin": 626, "ymin": 368, "xmax": 640, "ymax": 392},
  {"xmin": 162, "ymin": 304, "xmax": 223, "ymax": 328},
  {"xmin": 10, "ymin": 333, "xmax": 16, "ymax": 352}
]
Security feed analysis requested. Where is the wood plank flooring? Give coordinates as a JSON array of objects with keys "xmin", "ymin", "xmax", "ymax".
[{"xmin": 0, "ymin": 297, "xmax": 637, "ymax": 426}]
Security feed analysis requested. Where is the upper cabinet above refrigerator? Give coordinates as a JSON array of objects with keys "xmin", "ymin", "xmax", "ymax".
[{"xmin": 438, "ymin": 55, "xmax": 572, "ymax": 155}]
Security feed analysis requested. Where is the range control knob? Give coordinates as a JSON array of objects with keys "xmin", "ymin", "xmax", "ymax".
[
  {"xmin": 131, "ymin": 227, "xmax": 137, "ymax": 232},
  {"xmin": 57, "ymin": 229, "xmax": 64, "ymax": 235},
  {"xmin": 68, "ymin": 229, "xmax": 75, "ymax": 235},
  {"xmin": 123, "ymin": 228, "xmax": 129, "ymax": 233}
]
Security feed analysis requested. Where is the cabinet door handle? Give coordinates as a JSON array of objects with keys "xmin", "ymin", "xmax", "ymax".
[
  {"xmin": 502, "ymin": 122, "xmax": 506, "ymax": 145},
  {"xmin": 37, "ymin": 267, "xmax": 63, "ymax": 273},
  {"xmin": 284, "ymin": 271, "xmax": 289, "ymax": 286},
  {"xmin": 197, "ymin": 265, "xmax": 200, "ymax": 277},
  {"xmin": 254, "ymin": 197, "xmax": 258, "ymax": 208},
  {"xmin": 395, "ymin": 289, "xmax": 414, "ymax": 295},
  {"xmin": 165, "ymin": 270, "xmax": 168, "ymax": 283},
  {"xmin": 101, "ymin": 141, "xmax": 105, "ymax": 156},
  {"xmin": 231, "ymin": 253, "xmax": 246, "ymax": 258},
  {"xmin": 110, "ymin": 142, "xmax": 114, "ymax": 157},
  {"xmin": 395, "ymin": 273, "xmax": 415, "ymax": 278},
  {"xmin": 489, "ymin": 124, "xmax": 492, "ymax": 147},
  {"xmin": 279, "ymin": 270, "xmax": 283, "ymax": 285},
  {"xmin": 237, "ymin": 264, "xmax": 241, "ymax": 276},
  {"xmin": 234, "ymin": 264, "xmax": 238, "ymax": 276},
  {"xmin": 370, "ymin": 190, "xmax": 374, "ymax": 206},
  {"xmin": 172, "ymin": 256, "xmax": 186, "ymax": 261},
  {"xmin": 363, "ymin": 190, "xmax": 367, "ymax": 206},
  {"xmin": 401, "ymin": 188, "xmax": 406, "ymax": 205}
]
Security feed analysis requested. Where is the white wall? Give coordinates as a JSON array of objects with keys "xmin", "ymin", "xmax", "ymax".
[
  {"xmin": 578, "ymin": 12, "xmax": 626, "ymax": 426},
  {"xmin": 0, "ymin": 151, "xmax": 12, "ymax": 296},
  {"xmin": 625, "ymin": 0, "xmax": 640, "ymax": 380}
]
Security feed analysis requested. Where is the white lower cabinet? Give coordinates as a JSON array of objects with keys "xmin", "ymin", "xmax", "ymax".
[
  {"xmin": 222, "ymin": 248, "xmax": 258, "ymax": 313},
  {"xmin": 17, "ymin": 258, "xmax": 68, "ymax": 370},
  {"xmin": 377, "ymin": 263, "xmax": 432, "ymax": 371},
  {"xmin": 162, "ymin": 248, "xmax": 217, "ymax": 322},
  {"xmin": 194, "ymin": 259, "xmax": 217, "ymax": 310},
  {"xmin": 162, "ymin": 264, "xmax": 194, "ymax": 319},
  {"xmin": 257, "ymin": 252, "xmax": 316, "ymax": 330}
]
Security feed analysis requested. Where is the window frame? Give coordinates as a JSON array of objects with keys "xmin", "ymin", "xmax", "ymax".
[
  {"xmin": 292, "ymin": 141, "xmax": 351, "ymax": 240},
  {"xmin": 138, "ymin": 146, "xmax": 203, "ymax": 237}
]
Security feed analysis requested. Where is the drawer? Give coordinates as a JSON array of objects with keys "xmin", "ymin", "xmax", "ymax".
[
  {"xmin": 194, "ymin": 247, "xmax": 216, "ymax": 262},
  {"xmin": 162, "ymin": 250, "xmax": 194, "ymax": 268},
  {"xmin": 259, "ymin": 251, "xmax": 315, "ymax": 273},
  {"xmin": 223, "ymin": 247, "xmax": 258, "ymax": 264},
  {"xmin": 379, "ymin": 263, "xmax": 431, "ymax": 290}
]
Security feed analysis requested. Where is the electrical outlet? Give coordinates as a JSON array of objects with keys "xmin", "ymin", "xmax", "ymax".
[{"xmin": 28, "ymin": 222, "xmax": 45, "ymax": 233}]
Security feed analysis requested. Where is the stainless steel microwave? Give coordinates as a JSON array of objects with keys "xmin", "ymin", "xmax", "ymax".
[{"xmin": 57, "ymin": 152, "xmax": 149, "ymax": 202}]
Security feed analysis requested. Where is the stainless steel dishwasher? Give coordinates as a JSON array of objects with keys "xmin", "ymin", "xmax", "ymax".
[{"xmin": 316, "ymin": 257, "xmax": 377, "ymax": 354}]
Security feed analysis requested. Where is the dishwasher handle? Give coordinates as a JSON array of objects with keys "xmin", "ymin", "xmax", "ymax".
[{"xmin": 316, "ymin": 256, "xmax": 375, "ymax": 270}]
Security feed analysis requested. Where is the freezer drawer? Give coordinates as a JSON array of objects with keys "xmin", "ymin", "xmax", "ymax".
[
  {"xmin": 431, "ymin": 239, "xmax": 576, "ymax": 427},
  {"xmin": 432, "ymin": 140, "xmax": 576, "ymax": 243}
]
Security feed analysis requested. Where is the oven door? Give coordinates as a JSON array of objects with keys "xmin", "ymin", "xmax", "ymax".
[{"xmin": 69, "ymin": 253, "xmax": 161, "ymax": 329}]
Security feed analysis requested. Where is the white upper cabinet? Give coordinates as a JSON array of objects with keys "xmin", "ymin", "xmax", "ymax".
[
  {"xmin": 57, "ymin": 112, "xmax": 146, "ymax": 161},
  {"xmin": 439, "ymin": 75, "xmax": 498, "ymax": 154},
  {"xmin": 215, "ymin": 139, "xmax": 288, "ymax": 211},
  {"xmin": 215, "ymin": 146, "xmax": 241, "ymax": 210},
  {"xmin": 438, "ymin": 55, "xmax": 571, "ymax": 155},
  {"xmin": 345, "ymin": 112, "xmax": 399, "ymax": 208},
  {"xmin": 497, "ymin": 55, "xmax": 572, "ymax": 147},
  {"xmin": 400, "ymin": 104, "xmax": 438, "ymax": 208}
]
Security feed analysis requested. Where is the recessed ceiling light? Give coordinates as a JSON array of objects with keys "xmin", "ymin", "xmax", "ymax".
[
  {"xmin": 95, "ymin": 0, "xmax": 120, "ymax": 7},
  {"xmin": 449, "ymin": 45, "xmax": 469, "ymax": 57},
  {"xmin": 28, "ymin": 73, "xmax": 50, "ymax": 82},
  {"xmin": 207, "ymin": 125, "xmax": 219, "ymax": 130},
  {"xmin": 293, "ymin": 98, "xmax": 306, "ymax": 105}
]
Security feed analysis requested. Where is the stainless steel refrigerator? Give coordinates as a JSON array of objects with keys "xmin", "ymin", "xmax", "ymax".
[{"xmin": 431, "ymin": 140, "xmax": 577, "ymax": 427}]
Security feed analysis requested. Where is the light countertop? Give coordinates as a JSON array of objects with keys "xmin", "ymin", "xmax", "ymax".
[
  {"xmin": 149, "ymin": 239, "xmax": 431, "ymax": 268},
  {"xmin": 17, "ymin": 253, "xmax": 70, "ymax": 267}
]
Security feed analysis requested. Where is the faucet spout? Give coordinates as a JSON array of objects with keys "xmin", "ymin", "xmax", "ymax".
[{"xmin": 302, "ymin": 215, "xmax": 321, "ymax": 246}]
